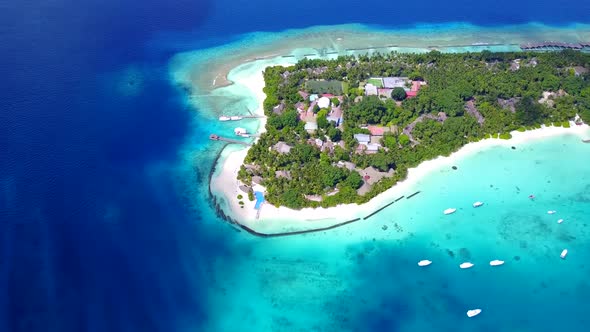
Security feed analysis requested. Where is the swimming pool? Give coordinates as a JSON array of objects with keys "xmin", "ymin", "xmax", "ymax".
[{"xmin": 254, "ymin": 191, "xmax": 265, "ymax": 209}]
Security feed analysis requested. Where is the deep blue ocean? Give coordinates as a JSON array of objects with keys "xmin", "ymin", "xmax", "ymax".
[{"xmin": 1, "ymin": 0, "xmax": 590, "ymax": 331}]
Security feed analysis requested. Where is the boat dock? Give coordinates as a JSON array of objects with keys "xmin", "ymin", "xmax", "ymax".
[
  {"xmin": 520, "ymin": 41, "xmax": 590, "ymax": 51},
  {"xmin": 209, "ymin": 134, "xmax": 251, "ymax": 146}
]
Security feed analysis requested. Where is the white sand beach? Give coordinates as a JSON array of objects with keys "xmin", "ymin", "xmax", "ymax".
[{"xmin": 210, "ymin": 57, "xmax": 590, "ymax": 235}]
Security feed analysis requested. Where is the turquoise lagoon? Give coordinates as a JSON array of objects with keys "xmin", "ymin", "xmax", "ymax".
[
  {"xmin": 168, "ymin": 22, "xmax": 590, "ymax": 332},
  {"xmin": 201, "ymin": 132, "xmax": 590, "ymax": 332}
]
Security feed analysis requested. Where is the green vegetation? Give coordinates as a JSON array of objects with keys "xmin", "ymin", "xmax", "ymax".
[
  {"xmin": 241, "ymin": 50, "xmax": 590, "ymax": 209},
  {"xmin": 305, "ymin": 80, "xmax": 344, "ymax": 94},
  {"xmin": 391, "ymin": 87, "xmax": 407, "ymax": 101},
  {"xmin": 237, "ymin": 194, "xmax": 243, "ymax": 200},
  {"xmin": 367, "ymin": 78, "xmax": 384, "ymax": 87}
]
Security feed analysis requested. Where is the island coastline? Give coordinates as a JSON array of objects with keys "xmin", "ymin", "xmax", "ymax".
[
  {"xmin": 169, "ymin": 22, "xmax": 590, "ymax": 94},
  {"xmin": 213, "ymin": 123, "xmax": 589, "ymax": 235},
  {"xmin": 209, "ymin": 57, "xmax": 590, "ymax": 235},
  {"xmin": 169, "ymin": 22, "xmax": 590, "ymax": 235}
]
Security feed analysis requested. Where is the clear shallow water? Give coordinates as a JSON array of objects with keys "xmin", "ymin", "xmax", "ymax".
[
  {"xmin": 2, "ymin": 0, "xmax": 590, "ymax": 331},
  {"xmin": 206, "ymin": 133, "xmax": 590, "ymax": 332}
]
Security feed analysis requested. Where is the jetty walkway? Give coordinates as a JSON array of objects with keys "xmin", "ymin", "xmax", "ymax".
[
  {"xmin": 520, "ymin": 41, "xmax": 590, "ymax": 51},
  {"xmin": 219, "ymin": 114, "xmax": 265, "ymax": 121},
  {"xmin": 209, "ymin": 134, "xmax": 250, "ymax": 146}
]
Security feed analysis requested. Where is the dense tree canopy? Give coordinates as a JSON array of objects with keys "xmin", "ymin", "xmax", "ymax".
[
  {"xmin": 391, "ymin": 87, "xmax": 407, "ymax": 101},
  {"xmin": 238, "ymin": 50, "xmax": 590, "ymax": 209}
]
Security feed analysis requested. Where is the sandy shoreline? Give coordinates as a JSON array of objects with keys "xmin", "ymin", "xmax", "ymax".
[
  {"xmin": 213, "ymin": 123, "xmax": 590, "ymax": 234},
  {"xmin": 209, "ymin": 55, "xmax": 590, "ymax": 234}
]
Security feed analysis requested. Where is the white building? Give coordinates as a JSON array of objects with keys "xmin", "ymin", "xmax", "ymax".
[{"xmin": 317, "ymin": 96, "xmax": 331, "ymax": 109}]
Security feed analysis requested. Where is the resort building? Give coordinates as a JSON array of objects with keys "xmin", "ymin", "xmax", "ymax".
[
  {"xmin": 272, "ymin": 142, "xmax": 292, "ymax": 154},
  {"xmin": 272, "ymin": 103, "xmax": 285, "ymax": 114},
  {"xmin": 406, "ymin": 80, "xmax": 425, "ymax": 98},
  {"xmin": 304, "ymin": 122, "xmax": 318, "ymax": 133},
  {"xmin": 275, "ymin": 170, "xmax": 291, "ymax": 179},
  {"xmin": 365, "ymin": 143, "xmax": 381, "ymax": 153},
  {"xmin": 353, "ymin": 134, "xmax": 370, "ymax": 144},
  {"xmin": 367, "ymin": 125, "xmax": 385, "ymax": 136},
  {"xmin": 364, "ymin": 83, "xmax": 378, "ymax": 96},
  {"xmin": 317, "ymin": 96, "xmax": 331, "ymax": 109},
  {"xmin": 378, "ymin": 88, "xmax": 393, "ymax": 98},
  {"xmin": 321, "ymin": 141, "xmax": 334, "ymax": 153},
  {"xmin": 295, "ymin": 101, "xmax": 307, "ymax": 113},
  {"xmin": 326, "ymin": 107, "xmax": 343, "ymax": 126},
  {"xmin": 383, "ymin": 77, "xmax": 408, "ymax": 89},
  {"xmin": 573, "ymin": 66, "xmax": 588, "ymax": 76}
]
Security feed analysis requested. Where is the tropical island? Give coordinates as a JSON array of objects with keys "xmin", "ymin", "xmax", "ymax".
[{"xmin": 231, "ymin": 50, "xmax": 590, "ymax": 210}]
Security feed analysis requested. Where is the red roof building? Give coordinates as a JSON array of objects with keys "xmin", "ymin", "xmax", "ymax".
[
  {"xmin": 367, "ymin": 125, "xmax": 385, "ymax": 136},
  {"xmin": 411, "ymin": 81, "xmax": 422, "ymax": 92},
  {"xmin": 406, "ymin": 91, "xmax": 417, "ymax": 98}
]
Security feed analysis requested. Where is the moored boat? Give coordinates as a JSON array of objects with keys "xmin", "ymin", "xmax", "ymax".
[
  {"xmin": 444, "ymin": 208, "xmax": 457, "ymax": 215},
  {"xmin": 547, "ymin": 210, "xmax": 556, "ymax": 215},
  {"xmin": 418, "ymin": 260, "xmax": 432, "ymax": 267},
  {"xmin": 234, "ymin": 127, "xmax": 247, "ymax": 136},
  {"xmin": 230, "ymin": 116, "xmax": 242, "ymax": 121},
  {"xmin": 489, "ymin": 260, "xmax": 504, "ymax": 266},
  {"xmin": 473, "ymin": 201, "xmax": 483, "ymax": 208},
  {"xmin": 560, "ymin": 249, "xmax": 568, "ymax": 259},
  {"xmin": 460, "ymin": 262, "xmax": 474, "ymax": 269},
  {"xmin": 467, "ymin": 309, "xmax": 482, "ymax": 317},
  {"xmin": 219, "ymin": 116, "xmax": 231, "ymax": 121},
  {"xmin": 557, "ymin": 219, "xmax": 564, "ymax": 224}
]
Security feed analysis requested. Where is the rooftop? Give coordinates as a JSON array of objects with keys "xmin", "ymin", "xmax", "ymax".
[
  {"xmin": 354, "ymin": 133, "xmax": 370, "ymax": 143},
  {"xmin": 273, "ymin": 142, "xmax": 292, "ymax": 154},
  {"xmin": 304, "ymin": 122, "xmax": 318, "ymax": 131},
  {"xmin": 367, "ymin": 125, "xmax": 385, "ymax": 136},
  {"xmin": 383, "ymin": 77, "xmax": 408, "ymax": 89},
  {"xmin": 365, "ymin": 84, "xmax": 378, "ymax": 96}
]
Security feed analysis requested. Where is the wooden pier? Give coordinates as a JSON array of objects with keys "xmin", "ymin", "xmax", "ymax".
[
  {"xmin": 209, "ymin": 134, "xmax": 251, "ymax": 146},
  {"xmin": 520, "ymin": 41, "xmax": 590, "ymax": 51},
  {"xmin": 219, "ymin": 114, "xmax": 265, "ymax": 121}
]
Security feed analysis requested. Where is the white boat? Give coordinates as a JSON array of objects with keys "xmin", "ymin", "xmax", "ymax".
[
  {"xmin": 459, "ymin": 262, "xmax": 474, "ymax": 269},
  {"xmin": 489, "ymin": 260, "xmax": 504, "ymax": 266},
  {"xmin": 234, "ymin": 127, "xmax": 247, "ymax": 136},
  {"xmin": 557, "ymin": 219, "xmax": 564, "ymax": 224},
  {"xmin": 444, "ymin": 208, "xmax": 457, "ymax": 215},
  {"xmin": 547, "ymin": 210, "xmax": 556, "ymax": 215},
  {"xmin": 473, "ymin": 201, "xmax": 484, "ymax": 208},
  {"xmin": 560, "ymin": 249, "xmax": 568, "ymax": 259},
  {"xmin": 219, "ymin": 116, "xmax": 231, "ymax": 121},
  {"xmin": 418, "ymin": 260, "xmax": 432, "ymax": 267},
  {"xmin": 230, "ymin": 116, "xmax": 242, "ymax": 121},
  {"xmin": 466, "ymin": 309, "xmax": 482, "ymax": 317}
]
